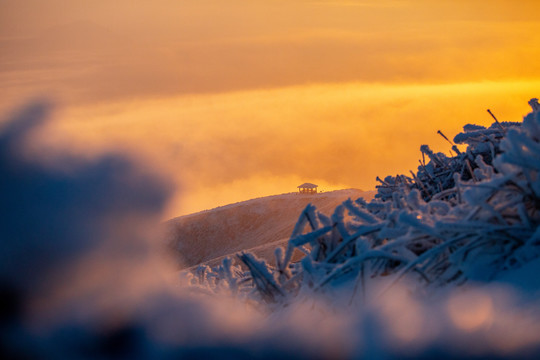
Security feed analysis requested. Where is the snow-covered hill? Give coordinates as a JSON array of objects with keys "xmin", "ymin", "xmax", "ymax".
[{"xmin": 165, "ymin": 189, "xmax": 375, "ymax": 268}]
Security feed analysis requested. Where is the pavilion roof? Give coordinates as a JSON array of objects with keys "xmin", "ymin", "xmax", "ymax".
[{"xmin": 297, "ymin": 183, "xmax": 318, "ymax": 189}]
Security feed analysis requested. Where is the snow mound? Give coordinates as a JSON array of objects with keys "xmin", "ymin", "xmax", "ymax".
[{"xmin": 165, "ymin": 189, "xmax": 374, "ymax": 268}]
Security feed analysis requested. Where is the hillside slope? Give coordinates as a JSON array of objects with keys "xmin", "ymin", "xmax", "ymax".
[{"xmin": 164, "ymin": 189, "xmax": 374, "ymax": 268}]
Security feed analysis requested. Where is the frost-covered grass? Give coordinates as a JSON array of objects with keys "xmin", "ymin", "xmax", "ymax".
[
  {"xmin": 191, "ymin": 98, "xmax": 540, "ymax": 301},
  {"xmin": 186, "ymin": 98, "xmax": 540, "ymax": 358}
]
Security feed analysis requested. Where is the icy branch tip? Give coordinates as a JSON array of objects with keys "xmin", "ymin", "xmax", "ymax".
[{"xmin": 529, "ymin": 98, "xmax": 539, "ymax": 112}]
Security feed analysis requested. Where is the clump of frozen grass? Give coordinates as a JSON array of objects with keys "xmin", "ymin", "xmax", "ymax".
[
  {"xmin": 182, "ymin": 98, "xmax": 540, "ymax": 358},
  {"xmin": 191, "ymin": 98, "xmax": 540, "ymax": 307}
]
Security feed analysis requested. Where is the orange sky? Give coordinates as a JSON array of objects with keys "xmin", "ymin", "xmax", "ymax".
[{"xmin": 1, "ymin": 0, "xmax": 539, "ymax": 217}]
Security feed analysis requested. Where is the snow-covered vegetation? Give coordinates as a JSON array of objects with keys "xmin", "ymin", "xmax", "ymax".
[
  {"xmin": 184, "ymin": 98, "xmax": 540, "ymax": 357},
  {"xmin": 190, "ymin": 99, "xmax": 540, "ymax": 300}
]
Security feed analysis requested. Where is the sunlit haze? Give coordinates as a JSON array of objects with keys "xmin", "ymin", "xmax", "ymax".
[{"xmin": 1, "ymin": 0, "xmax": 539, "ymax": 217}]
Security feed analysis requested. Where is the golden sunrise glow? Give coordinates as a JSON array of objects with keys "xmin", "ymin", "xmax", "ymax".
[
  {"xmin": 30, "ymin": 80, "xmax": 538, "ymax": 217},
  {"xmin": 1, "ymin": 0, "xmax": 540, "ymax": 217}
]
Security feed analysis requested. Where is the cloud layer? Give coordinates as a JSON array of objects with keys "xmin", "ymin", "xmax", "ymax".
[
  {"xmin": 36, "ymin": 80, "xmax": 540, "ymax": 216},
  {"xmin": 1, "ymin": 0, "xmax": 539, "ymax": 110}
]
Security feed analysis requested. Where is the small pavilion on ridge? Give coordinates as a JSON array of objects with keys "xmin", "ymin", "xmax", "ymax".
[{"xmin": 297, "ymin": 183, "xmax": 318, "ymax": 194}]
